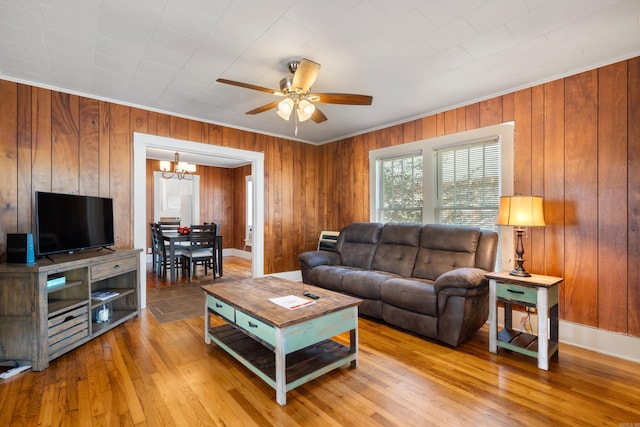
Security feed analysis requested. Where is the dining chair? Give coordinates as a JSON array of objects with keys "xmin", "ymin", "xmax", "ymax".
[
  {"xmin": 150, "ymin": 222, "xmax": 162, "ymax": 276},
  {"xmin": 159, "ymin": 219, "xmax": 180, "ymax": 231},
  {"xmin": 182, "ymin": 223, "xmax": 217, "ymax": 283},
  {"xmin": 155, "ymin": 222, "xmax": 185, "ymax": 278}
]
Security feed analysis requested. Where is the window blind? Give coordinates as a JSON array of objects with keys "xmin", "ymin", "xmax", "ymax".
[{"xmin": 433, "ymin": 138, "xmax": 500, "ymax": 231}]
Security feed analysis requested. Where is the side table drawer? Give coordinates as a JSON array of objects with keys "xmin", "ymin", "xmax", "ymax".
[
  {"xmin": 236, "ymin": 310, "xmax": 275, "ymax": 347},
  {"xmin": 496, "ymin": 282, "xmax": 537, "ymax": 305},
  {"xmin": 207, "ymin": 295, "xmax": 235, "ymax": 323}
]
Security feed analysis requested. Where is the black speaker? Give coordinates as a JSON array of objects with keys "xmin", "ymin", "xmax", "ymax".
[{"xmin": 6, "ymin": 233, "xmax": 36, "ymax": 264}]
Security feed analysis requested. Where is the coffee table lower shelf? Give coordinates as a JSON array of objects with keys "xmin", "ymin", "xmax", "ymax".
[{"xmin": 208, "ymin": 324, "xmax": 354, "ymax": 394}]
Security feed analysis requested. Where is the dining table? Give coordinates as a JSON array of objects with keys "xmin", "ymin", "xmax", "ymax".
[{"xmin": 162, "ymin": 231, "xmax": 223, "ymax": 283}]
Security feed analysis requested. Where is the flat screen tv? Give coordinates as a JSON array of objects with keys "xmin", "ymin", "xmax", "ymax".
[{"xmin": 35, "ymin": 191, "xmax": 115, "ymax": 257}]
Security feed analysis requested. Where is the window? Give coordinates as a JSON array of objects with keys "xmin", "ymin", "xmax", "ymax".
[
  {"xmin": 153, "ymin": 172, "xmax": 200, "ymax": 226},
  {"xmin": 378, "ymin": 154, "xmax": 423, "ymax": 222},
  {"xmin": 434, "ymin": 139, "xmax": 500, "ymax": 231},
  {"xmin": 370, "ymin": 123, "xmax": 514, "ymax": 270}
]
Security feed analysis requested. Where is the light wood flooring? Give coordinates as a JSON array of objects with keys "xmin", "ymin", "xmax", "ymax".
[{"xmin": 1, "ymin": 256, "xmax": 639, "ymax": 426}]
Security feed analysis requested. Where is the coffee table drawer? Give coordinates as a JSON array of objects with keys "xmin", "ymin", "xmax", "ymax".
[
  {"xmin": 207, "ymin": 295, "xmax": 235, "ymax": 323},
  {"xmin": 236, "ymin": 310, "xmax": 275, "ymax": 346}
]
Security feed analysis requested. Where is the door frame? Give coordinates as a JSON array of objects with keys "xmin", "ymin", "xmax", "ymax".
[{"xmin": 133, "ymin": 132, "xmax": 265, "ymax": 308}]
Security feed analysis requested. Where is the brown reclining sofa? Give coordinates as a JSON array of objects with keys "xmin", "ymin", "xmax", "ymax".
[{"xmin": 298, "ymin": 222, "xmax": 498, "ymax": 346}]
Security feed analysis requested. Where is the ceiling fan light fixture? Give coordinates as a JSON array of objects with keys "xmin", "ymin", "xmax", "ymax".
[
  {"xmin": 279, "ymin": 76, "xmax": 293, "ymax": 93},
  {"xmin": 277, "ymin": 97, "xmax": 294, "ymax": 120},
  {"xmin": 216, "ymin": 57, "xmax": 373, "ymax": 135},
  {"xmin": 297, "ymin": 98, "xmax": 315, "ymax": 122}
]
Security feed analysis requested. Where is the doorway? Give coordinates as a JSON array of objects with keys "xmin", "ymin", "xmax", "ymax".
[{"xmin": 133, "ymin": 133, "xmax": 265, "ymax": 308}]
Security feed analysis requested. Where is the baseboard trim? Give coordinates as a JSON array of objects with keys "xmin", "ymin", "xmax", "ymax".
[
  {"xmin": 266, "ymin": 270, "xmax": 302, "ymax": 282},
  {"xmin": 225, "ymin": 248, "xmax": 251, "ymax": 259}
]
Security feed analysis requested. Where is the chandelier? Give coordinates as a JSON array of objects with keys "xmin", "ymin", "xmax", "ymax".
[{"xmin": 159, "ymin": 152, "xmax": 196, "ymax": 180}]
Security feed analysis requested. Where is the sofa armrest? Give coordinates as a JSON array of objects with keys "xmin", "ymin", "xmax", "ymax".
[
  {"xmin": 434, "ymin": 267, "xmax": 489, "ymax": 292},
  {"xmin": 298, "ymin": 250, "xmax": 341, "ymax": 269}
]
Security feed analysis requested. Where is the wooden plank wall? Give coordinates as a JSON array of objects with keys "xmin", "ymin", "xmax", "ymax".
[
  {"xmin": 318, "ymin": 58, "xmax": 640, "ymax": 336},
  {"xmin": 318, "ymin": 56, "xmax": 640, "ymax": 338},
  {"xmin": 0, "ymin": 55, "xmax": 638, "ymax": 337},
  {"xmin": 0, "ymin": 82, "xmax": 324, "ymax": 277}
]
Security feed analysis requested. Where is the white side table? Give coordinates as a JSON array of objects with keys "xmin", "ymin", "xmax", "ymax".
[{"xmin": 486, "ymin": 271, "xmax": 563, "ymax": 370}]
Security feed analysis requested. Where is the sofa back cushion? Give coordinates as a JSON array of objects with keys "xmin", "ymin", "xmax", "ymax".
[
  {"xmin": 413, "ymin": 224, "xmax": 481, "ymax": 281},
  {"xmin": 371, "ymin": 223, "xmax": 421, "ymax": 277},
  {"xmin": 337, "ymin": 222, "xmax": 383, "ymax": 269}
]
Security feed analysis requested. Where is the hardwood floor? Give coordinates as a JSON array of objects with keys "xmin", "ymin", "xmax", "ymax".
[{"xmin": 1, "ymin": 256, "xmax": 639, "ymax": 426}]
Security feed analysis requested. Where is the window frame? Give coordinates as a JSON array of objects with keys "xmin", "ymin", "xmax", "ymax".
[
  {"xmin": 376, "ymin": 151, "xmax": 424, "ymax": 223},
  {"xmin": 369, "ymin": 122, "xmax": 515, "ymax": 270}
]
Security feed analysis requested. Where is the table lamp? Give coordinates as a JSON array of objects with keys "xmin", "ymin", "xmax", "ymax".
[{"xmin": 496, "ymin": 195, "xmax": 545, "ymax": 277}]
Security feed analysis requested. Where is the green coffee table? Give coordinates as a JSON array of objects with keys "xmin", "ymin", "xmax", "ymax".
[{"xmin": 202, "ymin": 276, "xmax": 362, "ymax": 405}]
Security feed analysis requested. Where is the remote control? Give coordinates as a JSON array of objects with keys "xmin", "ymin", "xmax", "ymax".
[{"xmin": 303, "ymin": 291, "xmax": 320, "ymax": 300}]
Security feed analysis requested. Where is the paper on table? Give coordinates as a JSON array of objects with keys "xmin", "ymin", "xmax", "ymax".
[{"xmin": 269, "ymin": 294, "xmax": 316, "ymax": 310}]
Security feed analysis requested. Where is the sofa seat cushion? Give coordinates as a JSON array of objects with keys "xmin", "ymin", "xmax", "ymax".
[
  {"xmin": 380, "ymin": 277, "xmax": 437, "ymax": 316},
  {"xmin": 342, "ymin": 270, "xmax": 400, "ymax": 299},
  {"xmin": 308, "ymin": 265, "xmax": 359, "ymax": 292}
]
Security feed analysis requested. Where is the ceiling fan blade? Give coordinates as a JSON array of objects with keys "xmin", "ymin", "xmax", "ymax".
[
  {"xmin": 310, "ymin": 93, "xmax": 373, "ymax": 105},
  {"xmin": 216, "ymin": 78, "xmax": 282, "ymax": 95},
  {"xmin": 246, "ymin": 100, "xmax": 281, "ymax": 115},
  {"xmin": 310, "ymin": 107, "xmax": 327, "ymax": 123},
  {"xmin": 292, "ymin": 59, "xmax": 320, "ymax": 92}
]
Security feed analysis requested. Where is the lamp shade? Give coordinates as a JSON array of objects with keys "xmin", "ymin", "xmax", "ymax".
[
  {"xmin": 159, "ymin": 160, "xmax": 171, "ymax": 172},
  {"xmin": 496, "ymin": 196, "xmax": 545, "ymax": 227}
]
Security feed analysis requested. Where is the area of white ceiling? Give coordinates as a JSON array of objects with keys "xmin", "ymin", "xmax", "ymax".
[{"xmin": 1, "ymin": 0, "xmax": 639, "ymax": 145}]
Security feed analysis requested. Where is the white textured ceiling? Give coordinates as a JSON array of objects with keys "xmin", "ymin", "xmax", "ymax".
[{"xmin": 1, "ymin": 0, "xmax": 639, "ymax": 145}]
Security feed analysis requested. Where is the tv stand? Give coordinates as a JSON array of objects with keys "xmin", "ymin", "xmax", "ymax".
[
  {"xmin": 0, "ymin": 249, "xmax": 141, "ymax": 371},
  {"xmin": 97, "ymin": 246, "xmax": 115, "ymax": 252}
]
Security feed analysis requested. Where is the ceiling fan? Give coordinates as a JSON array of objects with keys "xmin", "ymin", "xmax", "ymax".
[{"xmin": 216, "ymin": 58, "xmax": 373, "ymax": 135}]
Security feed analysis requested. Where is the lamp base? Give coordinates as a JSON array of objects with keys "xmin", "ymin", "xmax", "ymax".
[
  {"xmin": 510, "ymin": 228, "xmax": 532, "ymax": 277},
  {"xmin": 509, "ymin": 266, "xmax": 531, "ymax": 277}
]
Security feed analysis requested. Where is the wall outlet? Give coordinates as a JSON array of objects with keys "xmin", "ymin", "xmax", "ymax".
[{"xmin": 147, "ymin": 247, "xmax": 152, "ymax": 254}]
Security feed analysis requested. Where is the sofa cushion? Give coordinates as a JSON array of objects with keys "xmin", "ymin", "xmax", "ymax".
[
  {"xmin": 307, "ymin": 265, "xmax": 357, "ymax": 292},
  {"xmin": 342, "ymin": 270, "xmax": 399, "ymax": 299},
  {"xmin": 371, "ymin": 223, "xmax": 421, "ymax": 277},
  {"xmin": 382, "ymin": 303, "xmax": 438, "ymax": 339},
  {"xmin": 380, "ymin": 277, "xmax": 438, "ymax": 316},
  {"xmin": 413, "ymin": 224, "xmax": 481, "ymax": 281},
  {"xmin": 337, "ymin": 222, "xmax": 383, "ymax": 269}
]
